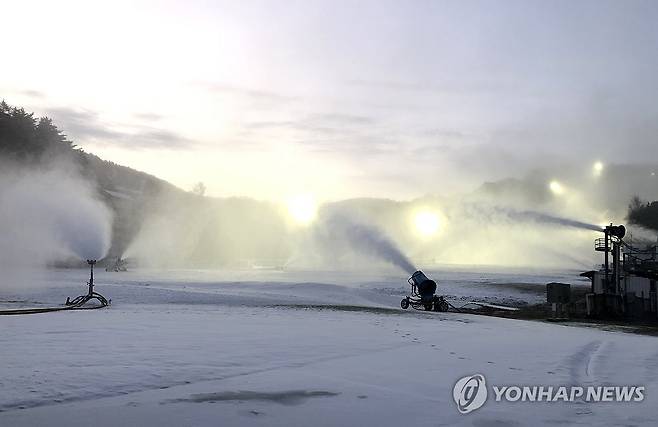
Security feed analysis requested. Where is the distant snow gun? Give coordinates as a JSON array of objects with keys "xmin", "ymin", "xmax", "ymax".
[
  {"xmin": 65, "ymin": 259, "xmax": 110, "ymax": 307},
  {"xmin": 106, "ymin": 256, "xmax": 128, "ymax": 272},
  {"xmin": 400, "ymin": 270, "xmax": 449, "ymax": 312}
]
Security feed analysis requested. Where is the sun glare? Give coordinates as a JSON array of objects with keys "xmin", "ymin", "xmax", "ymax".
[
  {"xmin": 549, "ymin": 180, "xmax": 564, "ymax": 195},
  {"xmin": 593, "ymin": 161, "xmax": 604, "ymax": 176},
  {"xmin": 287, "ymin": 195, "xmax": 317, "ymax": 225},
  {"xmin": 414, "ymin": 211, "xmax": 440, "ymax": 236}
]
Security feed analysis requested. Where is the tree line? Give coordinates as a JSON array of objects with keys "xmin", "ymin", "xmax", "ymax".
[
  {"xmin": 0, "ymin": 100, "xmax": 82, "ymax": 164},
  {"xmin": 628, "ymin": 196, "xmax": 658, "ymax": 232}
]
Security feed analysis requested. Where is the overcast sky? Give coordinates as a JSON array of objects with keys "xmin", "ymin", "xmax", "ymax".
[{"xmin": 3, "ymin": 0, "xmax": 657, "ymax": 201}]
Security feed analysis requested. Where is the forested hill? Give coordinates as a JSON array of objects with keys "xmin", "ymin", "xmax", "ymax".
[
  {"xmin": 3, "ymin": 100, "xmax": 656, "ymax": 267},
  {"xmin": 0, "ymin": 101, "xmax": 304, "ymax": 268},
  {"xmin": 0, "ymin": 100, "xmax": 187, "ymax": 259},
  {"xmin": 0, "ymin": 100, "xmax": 180, "ymax": 192}
]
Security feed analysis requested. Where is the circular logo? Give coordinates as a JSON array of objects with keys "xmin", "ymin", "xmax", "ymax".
[{"xmin": 453, "ymin": 374, "xmax": 487, "ymax": 414}]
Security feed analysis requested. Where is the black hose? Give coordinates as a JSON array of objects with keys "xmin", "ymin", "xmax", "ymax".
[
  {"xmin": 447, "ymin": 301, "xmax": 463, "ymax": 313},
  {"xmin": 0, "ymin": 297, "xmax": 108, "ymax": 316},
  {"xmin": 0, "ymin": 304, "xmax": 108, "ymax": 315}
]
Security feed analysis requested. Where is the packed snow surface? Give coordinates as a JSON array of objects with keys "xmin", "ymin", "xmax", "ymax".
[{"xmin": 1, "ymin": 267, "xmax": 656, "ymax": 426}]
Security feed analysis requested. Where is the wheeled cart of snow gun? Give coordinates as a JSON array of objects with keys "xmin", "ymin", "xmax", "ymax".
[
  {"xmin": 401, "ymin": 270, "xmax": 449, "ymax": 312},
  {"xmin": 65, "ymin": 259, "xmax": 110, "ymax": 307}
]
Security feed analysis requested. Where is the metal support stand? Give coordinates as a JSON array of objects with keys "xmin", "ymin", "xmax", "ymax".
[{"xmin": 65, "ymin": 260, "xmax": 110, "ymax": 307}]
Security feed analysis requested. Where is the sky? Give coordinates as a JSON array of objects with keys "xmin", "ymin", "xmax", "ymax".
[{"xmin": 2, "ymin": 0, "xmax": 658, "ymax": 202}]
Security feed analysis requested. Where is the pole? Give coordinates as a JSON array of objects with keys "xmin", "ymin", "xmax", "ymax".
[
  {"xmin": 604, "ymin": 226, "xmax": 610, "ymax": 293},
  {"xmin": 87, "ymin": 260, "xmax": 96, "ymax": 296},
  {"xmin": 612, "ymin": 241, "xmax": 619, "ymax": 294}
]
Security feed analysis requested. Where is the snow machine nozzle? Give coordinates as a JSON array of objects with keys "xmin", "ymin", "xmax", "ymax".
[
  {"xmin": 407, "ymin": 270, "xmax": 432, "ymax": 288},
  {"xmin": 605, "ymin": 224, "xmax": 626, "ymax": 239},
  {"xmin": 400, "ymin": 270, "xmax": 449, "ymax": 312}
]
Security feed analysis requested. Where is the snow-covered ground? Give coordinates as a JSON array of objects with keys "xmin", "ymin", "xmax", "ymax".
[{"xmin": 1, "ymin": 267, "xmax": 656, "ymax": 426}]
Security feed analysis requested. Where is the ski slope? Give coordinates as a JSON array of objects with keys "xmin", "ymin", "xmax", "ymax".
[{"xmin": 1, "ymin": 268, "xmax": 655, "ymax": 426}]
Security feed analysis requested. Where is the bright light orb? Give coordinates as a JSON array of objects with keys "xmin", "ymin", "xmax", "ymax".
[
  {"xmin": 287, "ymin": 195, "xmax": 317, "ymax": 225},
  {"xmin": 549, "ymin": 180, "xmax": 564, "ymax": 195},
  {"xmin": 593, "ymin": 161, "xmax": 604, "ymax": 176},
  {"xmin": 414, "ymin": 211, "xmax": 440, "ymax": 236}
]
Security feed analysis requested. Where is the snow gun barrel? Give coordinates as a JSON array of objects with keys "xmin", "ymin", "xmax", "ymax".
[{"xmin": 408, "ymin": 270, "xmax": 432, "ymax": 287}]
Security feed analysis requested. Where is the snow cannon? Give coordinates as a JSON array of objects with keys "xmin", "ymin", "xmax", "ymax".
[
  {"xmin": 400, "ymin": 270, "xmax": 449, "ymax": 312},
  {"xmin": 106, "ymin": 256, "xmax": 128, "ymax": 272},
  {"xmin": 605, "ymin": 224, "xmax": 626, "ymax": 239},
  {"xmin": 65, "ymin": 259, "xmax": 110, "ymax": 308}
]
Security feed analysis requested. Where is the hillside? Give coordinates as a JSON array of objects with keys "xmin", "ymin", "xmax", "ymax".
[
  {"xmin": 3, "ymin": 100, "xmax": 656, "ymax": 269},
  {"xmin": 0, "ymin": 101, "xmax": 186, "ymax": 260}
]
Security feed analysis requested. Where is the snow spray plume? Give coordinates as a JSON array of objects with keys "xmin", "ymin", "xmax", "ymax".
[
  {"xmin": 325, "ymin": 213, "xmax": 416, "ymax": 274},
  {"xmin": 0, "ymin": 167, "xmax": 113, "ymax": 272},
  {"xmin": 500, "ymin": 208, "xmax": 602, "ymax": 232},
  {"xmin": 468, "ymin": 205, "xmax": 602, "ymax": 232}
]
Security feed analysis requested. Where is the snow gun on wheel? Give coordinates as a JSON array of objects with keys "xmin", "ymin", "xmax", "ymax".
[{"xmin": 401, "ymin": 270, "xmax": 449, "ymax": 312}]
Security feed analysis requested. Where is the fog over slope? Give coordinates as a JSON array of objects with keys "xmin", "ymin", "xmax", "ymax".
[
  {"xmin": 125, "ymin": 162, "xmax": 658, "ymax": 270},
  {"xmin": 2, "ymin": 102, "xmax": 657, "ymax": 274}
]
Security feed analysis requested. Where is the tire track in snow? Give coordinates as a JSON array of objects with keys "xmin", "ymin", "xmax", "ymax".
[
  {"xmin": 643, "ymin": 351, "xmax": 658, "ymax": 383},
  {"xmin": 563, "ymin": 340, "xmax": 607, "ymax": 420},
  {"xmin": 568, "ymin": 340, "xmax": 602, "ymax": 384}
]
